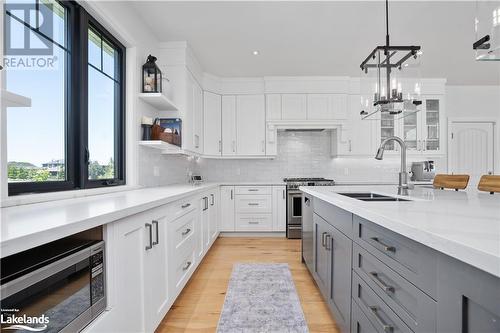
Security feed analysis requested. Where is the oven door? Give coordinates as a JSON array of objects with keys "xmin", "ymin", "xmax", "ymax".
[
  {"xmin": 1, "ymin": 243, "xmax": 105, "ymax": 333},
  {"xmin": 287, "ymin": 191, "xmax": 303, "ymax": 238}
]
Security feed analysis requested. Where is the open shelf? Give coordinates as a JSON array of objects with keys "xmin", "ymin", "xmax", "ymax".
[
  {"xmin": 138, "ymin": 93, "xmax": 178, "ymax": 111},
  {"xmin": 2, "ymin": 90, "xmax": 32, "ymax": 108},
  {"xmin": 138, "ymin": 140, "xmax": 189, "ymax": 155}
]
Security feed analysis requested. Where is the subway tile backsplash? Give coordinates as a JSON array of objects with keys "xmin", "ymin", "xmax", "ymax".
[{"xmin": 139, "ymin": 131, "xmax": 444, "ymax": 186}]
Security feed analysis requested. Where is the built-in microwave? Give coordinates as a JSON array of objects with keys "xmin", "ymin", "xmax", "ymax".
[{"xmin": 1, "ymin": 240, "xmax": 106, "ymax": 332}]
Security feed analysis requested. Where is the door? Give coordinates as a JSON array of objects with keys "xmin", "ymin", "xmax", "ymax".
[
  {"xmin": 340, "ymin": 95, "xmax": 376, "ymax": 155},
  {"xmin": 314, "ymin": 214, "xmax": 331, "ymax": 297},
  {"xmin": 421, "ymin": 97, "xmax": 445, "ymax": 154},
  {"xmin": 328, "ymin": 224, "xmax": 352, "ymax": 333},
  {"xmin": 288, "ymin": 191, "xmax": 303, "ymax": 238},
  {"xmin": 193, "ymin": 80, "xmax": 203, "ymax": 154},
  {"xmin": 220, "ymin": 186, "xmax": 235, "ymax": 231},
  {"xmin": 208, "ymin": 192, "xmax": 219, "ymax": 245},
  {"xmin": 222, "ymin": 96, "xmax": 237, "ymax": 155},
  {"xmin": 449, "ymin": 122, "xmax": 494, "ymax": 186},
  {"xmin": 144, "ymin": 214, "xmax": 170, "ymax": 332},
  {"xmin": 266, "ymin": 94, "xmax": 281, "ymax": 120},
  {"xmin": 282, "ymin": 94, "xmax": 307, "ymax": 120},
  {"xmin": 203, "ymin": 92, "xmax": 222, "ymax": 156},
  {"xmin": 236, "ymin": 95, "xmax": 266, "ymax": 155},
  {"xmin": 307, "ymin": 94, "xmax": 331, "ymax": 120},
  {"xmin": 272, "ymin": 186, "xmax": 286, "ymax": 231},
  {"xmin": 197, "ymin": 196, "xmax": 208, "ymax": 260}
]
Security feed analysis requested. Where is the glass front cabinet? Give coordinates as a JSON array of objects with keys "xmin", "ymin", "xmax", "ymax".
[{"xmin": 379, "ymin": 95, "xmax": 445, "ymax": 155}]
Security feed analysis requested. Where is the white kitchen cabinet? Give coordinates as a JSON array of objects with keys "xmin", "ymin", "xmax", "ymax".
[
  {"xmin": 221, "ymin": 96, "xmax": 237, "ymax": 155},
  {"xmin": 220, "ymin": 186, "xmax": 235, "ymax": 231},
  {"xmin": 208, "ymin": 191, "xmax": 219, "ymax": 246},
  {"xmin": 334, "ymin": 95, "xmax": 376, "ymax": 156},
  {"xmin": 186, "ymin": 72, "xmax": 203, "ymax": 154},
  {"xmin": 203, "ymin": 92, "xmax": 222, "ymax": 156},
  {"xmin": 266, "ymin": 126, "xmax": 278, "ymax": 156},
  {"xmin": 236, "ymin": 95, "xmax": 266, "ymax": 155},
  {"xmin": 197, "ymin": 195, "xmax": 209, "ymax": 260},
  {"xmin": 266, "ymin": 94, "xmax": 282, "ymax": 120},
  {"xmin": 282, "ymin": 94, "xmax": 307, "ymax": 120},
  {"xmin": 307, "ymin": 94, "xmax": 331, "ymax": 119},
  {"xmin": 272, "ymin": 186, "xmax": 286, "ymax": 231},
  {"xmin": 144, "ymin": 214, "xmax": 170, "ymax": 332}
]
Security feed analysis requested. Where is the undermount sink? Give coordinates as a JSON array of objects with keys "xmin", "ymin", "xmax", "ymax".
[{"xmin": 336, "ymin": 192, "xmax": 411, "ymax": 202}]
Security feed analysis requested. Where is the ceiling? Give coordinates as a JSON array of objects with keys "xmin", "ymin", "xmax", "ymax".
[{"xmin": 132, "ymin": 1, "xmax": 500, "ymax": 85}]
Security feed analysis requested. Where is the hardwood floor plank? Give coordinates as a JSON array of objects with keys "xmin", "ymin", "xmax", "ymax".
[{"xmin": 156, "ymin": 237, "xmax": 339, "ymax": 333}]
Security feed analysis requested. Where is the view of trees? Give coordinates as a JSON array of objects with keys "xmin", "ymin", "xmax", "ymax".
[{"xmin": 8, "ymin": 158, "xmax": 115, "ymax": 182}]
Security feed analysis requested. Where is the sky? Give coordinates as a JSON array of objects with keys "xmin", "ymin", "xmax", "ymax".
[{"xmin": 6, "ymin": 2, "xmax": 116, "ymax": 167}]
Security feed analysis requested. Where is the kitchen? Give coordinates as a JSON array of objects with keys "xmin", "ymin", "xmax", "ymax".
[{"xmin": 1, "ymin": 1, "xmax": 499, "ymax": 333}]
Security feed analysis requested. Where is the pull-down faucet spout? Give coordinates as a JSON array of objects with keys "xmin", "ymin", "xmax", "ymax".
[{"xmin": 375, "ymin": 136, "xmax": 409, "ymax": 195}]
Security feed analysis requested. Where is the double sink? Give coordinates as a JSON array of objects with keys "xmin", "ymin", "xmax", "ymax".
[{"xmin": 336, "ymin": 192, "xmax": 411, "ymax": 202}]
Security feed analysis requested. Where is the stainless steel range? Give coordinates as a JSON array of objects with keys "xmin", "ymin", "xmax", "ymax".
[{"xmin": 284, "ymin": 178, "xmax": 335, "ymax": 239}]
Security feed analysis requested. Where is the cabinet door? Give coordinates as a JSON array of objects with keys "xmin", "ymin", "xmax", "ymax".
[
  {"xmin": 193, "ymin": 81, "xmax": 203, "ymax": 154},
  {"xmin": 307, "ymin": 94, "xmax": 331, "ymax": 120},
  {"xmin": 203, "ymin": 92, "xmax": 222, "ymax": 156},
  {"xmin": 282, "ymin": 94, "xmax": 307, "ymax": 120},
  {"xmin": 272, "ymin": 186, "xmax": 286, "ymax": 231},
  {"xmin": 328, "ymin": 224, "xmax": 352, "ymax": 333},
  {"xmin": 236, "ymin": 95, "xmax": 266, "ymax": 155},
  {"xmin": 197, "ymin": 196, "xmax": 208, "ymax": 260},
  {"xmin": 314, "ymin": 214, "xmax": 331, "ymax": 296},
  {"xmin": 144, "ymin": 214, "xmax": 170, "ymax": 332},
  {"xmin": 401, "ymin": 108, "xmax": 419, "ymax": 152},
  {"xmin": 421, "ymin": 96, "xmax": 445, "ymax": 154},
  {"xmin": 222, "ymin": 96, "xmax": 237, "ymax": 155},
  {"xmin": 266, "ymin": 94, "xmax": 281, "ymax": 120},
  {"xmin": 220, "ymin": 186, "xmax": 235, "ymax": 231},
  {"xmin": 208, "ymin": 191, "xmax": 219, "ymax": 245},
  {"xmin": 184, "ymin": 73, "xmax": 196, "ymax": 152}
]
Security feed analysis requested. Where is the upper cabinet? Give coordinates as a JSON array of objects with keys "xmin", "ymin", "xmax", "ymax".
[
  {"xmin": 221, "ymin": 96, "xmax": 237, "ymax": 156},
  {"xmin": 203, "ymin": 92, "xmax": 222, "ymax": 156},
  {"xmin": 266, "ymin": 94, "xmax": 282, "ymax": 121},
  {"xmin": 185, "ymin": 72, "xmax": 203, "ymax": 154},
  {"xmin": 307, "ymin": 94, "xmax": 348, "ymax": 120},
  {"xmin": 236, "ymin": 95, "xmax": 266, "ymax": 156},
  {"xmin": 282, "ymin": 94, "xmax": 307, "ymax": 120}
]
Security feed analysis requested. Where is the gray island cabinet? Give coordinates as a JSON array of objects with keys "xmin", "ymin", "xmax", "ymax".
[{"xmin": 302, "ymin": 195, "xmax": 500, "ymax": 333}]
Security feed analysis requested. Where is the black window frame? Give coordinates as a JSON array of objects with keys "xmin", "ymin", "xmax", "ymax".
[{"xmin": 7, "ymin": 1, "xmax": 126, "ymax": 196}]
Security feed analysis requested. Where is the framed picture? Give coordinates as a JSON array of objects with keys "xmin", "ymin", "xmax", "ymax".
[{"xmin": 153, "ymin": 118, "xmax": 182, "ymax": 147}]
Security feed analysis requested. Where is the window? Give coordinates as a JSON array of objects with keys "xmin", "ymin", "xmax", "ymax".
[{"xmin": 5, "ymin": 1, "xmax": 125, "ymax": 195}]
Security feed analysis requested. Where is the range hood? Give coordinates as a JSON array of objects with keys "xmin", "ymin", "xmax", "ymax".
[
  {"xmin": 267, "ymin": 120, "xmax": 342, "ymax": 132},
  {"xmin": 284, "ymin": 128, "xmax": 326, "ymax": 132}
]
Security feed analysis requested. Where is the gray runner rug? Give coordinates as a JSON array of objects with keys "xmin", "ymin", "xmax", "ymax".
[{"xmin": 217, "ymin": 263, "xmax": 309, "ymax": 333}]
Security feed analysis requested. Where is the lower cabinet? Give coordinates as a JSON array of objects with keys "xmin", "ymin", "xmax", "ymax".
[
  {"xmin": 313, "ymin": 213, "xmax": 352, "ymax": 333},
  {"xmin": 219, "ymin": 186, "xmax": 235, "ymax": 231}
]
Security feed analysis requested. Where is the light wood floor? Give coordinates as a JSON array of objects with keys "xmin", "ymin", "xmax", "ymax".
[{"xmin": 156, "ymin": 237, "xmax": 338, "ymax": 333}]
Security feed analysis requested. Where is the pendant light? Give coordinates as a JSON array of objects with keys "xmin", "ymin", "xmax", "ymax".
[
  {"xmin": 359, "ymin": 0, "xmax": 422, "ymax": 119},
  {"xmin": 473, "ymin": 1, "xmax": 500, "ymax": 61}
]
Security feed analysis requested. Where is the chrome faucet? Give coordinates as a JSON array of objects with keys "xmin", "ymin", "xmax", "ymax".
[{"xmin": 375, "ymin": 136, "xmax": 409, "ymax": 195}]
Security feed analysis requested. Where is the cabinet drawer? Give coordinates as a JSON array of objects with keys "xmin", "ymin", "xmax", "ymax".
[
  {"xmin": 353, "ymin": 243, "xmax": 436, "ymax": 332},
  {"xmin": 354, "ymin": 215, "xmax": 437, "ymax": 298},
  {"xmin": 235, "ymin": 214, "xmax": 273, "ymax": 231},
  {"xmin": 314, "ymin": 199, "xmax": 352, "ymax": 237},
  {"xmin": 171, "ymin": 210, "xmax": 196, "ymax": 250},
  {"xmin": 351, "ymin": 299, "xmax": 379, "ymax": 333},
  {"xmin": 174, "ymin": 247, "xmax": 195, "ymax": 290},
  {"xmin": 234, "ymin": 186, "xmax": 272, "ymax": 195},
  {"xmin": 170, "ymin": 196, "xmax": 197, "ymax": 220},
  {"xmin": 353, "ymin": 272, "xmax": 413, "ymax": 333},
  {"xmin": 235, "ymin": 195, "xmax": 272, "ymax": 213}
]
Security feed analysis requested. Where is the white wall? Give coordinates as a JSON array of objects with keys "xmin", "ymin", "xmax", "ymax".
[{"xmin": 446, "ymin": 85, "xmax": 500, "ymax": 173}]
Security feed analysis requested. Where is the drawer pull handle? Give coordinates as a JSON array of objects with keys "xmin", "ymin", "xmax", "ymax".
[
  {"xmin": 248, "ymin": 203, "xmax": 259, "ymax": 206},
  {"xmin": 325, "ymin": 234, "xmax": 331, "ymax": 251},
  {"xmin": 145, "ymin": 223, "xmax": 153, "ymax": 250},
  {"xmin": 321, "ymin": 232, "xmax": 328, "ymax": 247},
  {"xmin": 182, "ymin": 261, "xmax": 192, "ymax": 271},
  {"xmin": 181, "ymin": 203, "xmax": 191, "ymax": 209},
  {"xmin": 369, "ymin": 306, "xmax": 394, "ymax": 333},
  {"xmin": 248, "ymin": 221, "xmax": 259, "ymax": 224},
  {"xmin": 370, "ymin": 237, "xmax": 396, "ymax": 253},
  {"xmin": 182, "ymin": 228, "xmax": 191, "ymax": 236},
  {"xmin": 152, "ymin": 220, "xmax": 159, "ymax": 245},
  {"xmin": 369, "ymin": 272, "xmax": 395, "ymax": 293}
]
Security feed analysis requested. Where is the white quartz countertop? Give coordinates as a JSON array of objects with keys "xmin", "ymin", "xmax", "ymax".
[
  {"xmin": 0, "ymin": 183, "xmax": 220, "ymax": 257},
  {"xmin": 300, "ymin": 185, "xmax": 500, "ymax": 278}
]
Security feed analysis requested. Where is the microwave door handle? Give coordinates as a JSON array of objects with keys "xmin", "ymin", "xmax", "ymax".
[{"xmin": 0, "ymin": 246, "xmax": 94, "ymax": 300}]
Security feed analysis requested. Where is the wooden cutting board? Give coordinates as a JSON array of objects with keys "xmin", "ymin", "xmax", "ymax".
[
  {"xmin": 478, "ymin": 175, "xmax": 500, "ymax": 194},
  {"xmin": 433, "ymin": 174, "xmax": 470, "ymax": 190}
]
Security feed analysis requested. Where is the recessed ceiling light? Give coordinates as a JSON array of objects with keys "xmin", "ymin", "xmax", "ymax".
[{"xmin": 252, "ymin": 50, "xmax": 260, "ymax": 56}]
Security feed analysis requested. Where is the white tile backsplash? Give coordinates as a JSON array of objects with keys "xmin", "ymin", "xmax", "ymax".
[{"xmin": 140, "ymin": 131, "xmax": 445, "ymax": 186}]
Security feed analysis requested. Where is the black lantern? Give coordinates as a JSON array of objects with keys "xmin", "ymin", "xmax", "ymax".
[{"xmin": 142, "ymin": 55, "xmax": 162, "ymax": 93}]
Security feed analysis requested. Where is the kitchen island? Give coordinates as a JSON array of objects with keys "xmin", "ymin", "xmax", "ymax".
[{"xmin": 300, "ymin": 185, "xmax": 500, "ymax": 333}]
